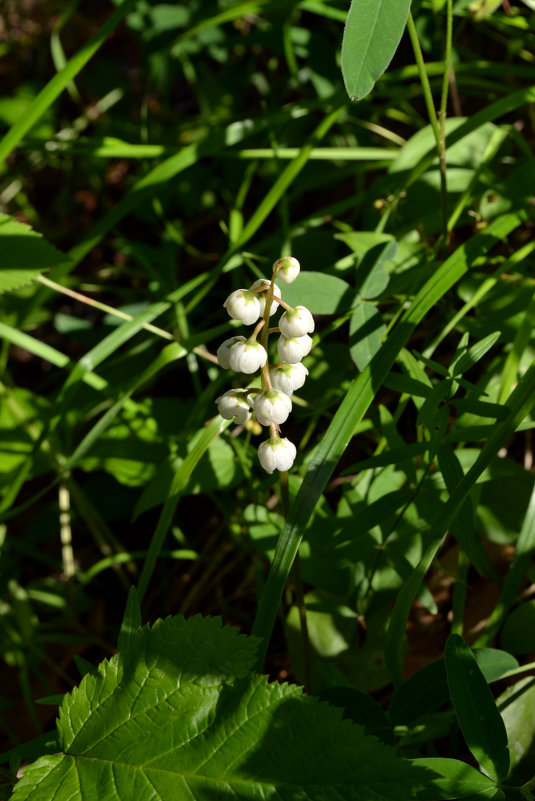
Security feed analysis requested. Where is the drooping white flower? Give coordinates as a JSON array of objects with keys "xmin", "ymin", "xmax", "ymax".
[
  {"xmin": 223, "ymin": 289, "xmax": 261, "ymax": 325},
  {"xmin": 277, "ymin": 333, "xmax": 313, "ymax": 364},
  {"xmin": 279, "ymin": 305, "xmax": 315, "ymax": 339},
  {"xmin": 229, "ymin": 339, "xmax": 267, "ymax": 374},
  {"xmin": 216, "ymin": 390, "xmax": 251, "ymax": 425},
  {"xmin": 217, "ymin": 336, "xmax": 246, "ymax": 369},
  {"xmin": 254, "ymin": 389, "xmax": 292, "ymax": 426},
  {"xmin": 274, "ymin": 256, "xmax": 300, "ymax": 285},
  {"xmin": 249, "ymin": 279, "xmax": 282, "ymax": 317},
  {"xmin": 269, "ymin": 362, "xmax": 309, "ymax": 396},
  {"xmin": 258, "ymin": 437, "xmax": 297, "ymax": 474}
]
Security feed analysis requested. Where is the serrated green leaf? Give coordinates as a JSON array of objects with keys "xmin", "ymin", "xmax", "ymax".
[
  {"xmin": 445, "ymin": 634, "xmax": 510, "ymax": 781},
  {"xmin": 341, "ymin": 0, "xmax": 412, "ymax": 101},
  {"xmin": 281, "ymin": 271, "xmax": 353, "ymax": 314},
  {"xmin": 0, "ymin": 214, "xmax": 68, "ymax": 293},
  {"xmin": 13, "ymin": 615, "xmax": 433, "ymax": 801}
]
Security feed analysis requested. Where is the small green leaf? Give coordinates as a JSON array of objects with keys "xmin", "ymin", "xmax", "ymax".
[
  {"xmin": 356, "ymin": 241, "xmax": 395, "ymax": 299},
  {"xmin": 349, "ymin": 301, "xmax": 386, "ymax": 371},
  {"xmin": 280, "ymin": 271, "xmax": 353, "ymax": 314},
  {"xmin": 445, "ymin": 634, "xmax": 510, "ymax": 781},
  {"xmin": 451, "ymin": 331, "xmax": 501, "ymax": 376},
  {"xmin": 474, "ymin": 649, "xmax": 519, "ymax": 684},
  {"xmin": 409, "ymin": 758, "xmax": 497, "ymax": 800},
  {"xmin": 341, "ymin": 0, "xmax": 412, "ymax": 101},
  {"xmin": 117, "ymin": 587, "xmax": 142, "ymax": 669},
  {"xmin": 0, "ymin": 214, "xmax": 68, "ymax": 293},
  {"xmin": 35, "ymin": 695, "xmax": 66, "ymax": 706}
]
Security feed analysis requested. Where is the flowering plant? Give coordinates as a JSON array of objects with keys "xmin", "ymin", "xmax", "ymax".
[{"xmin": 216, "ymin": 257, "xmax": 313, "ymax": 474}]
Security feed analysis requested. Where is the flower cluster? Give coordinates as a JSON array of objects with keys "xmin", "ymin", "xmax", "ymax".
[{"xmin": 215, "ymin": 256, "xmax": 313, "ymax": 474}]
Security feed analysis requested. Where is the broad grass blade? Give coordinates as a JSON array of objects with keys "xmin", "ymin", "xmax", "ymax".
[{"xmin": 445, "ymin": 634, "xmax": 510, "ymax": 781}]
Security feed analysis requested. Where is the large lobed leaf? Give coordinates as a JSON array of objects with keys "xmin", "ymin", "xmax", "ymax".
[{"xmin": 13, "ymin": 615, "xmax": 434, "ymax": 800}]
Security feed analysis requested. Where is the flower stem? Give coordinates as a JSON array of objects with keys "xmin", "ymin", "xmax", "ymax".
[
  {"xmin": 251, "ymin": 318, "xmax": 266, "ymax": 341},
  {"xmin": 37, "ymin": 274, "xmax": 174, "ymax": 340}
]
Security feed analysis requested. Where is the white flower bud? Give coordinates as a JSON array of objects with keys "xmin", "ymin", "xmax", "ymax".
[
  {"xmin": 229, "ymin": 339, "xmax": 267, "ymax": 374},
  {"xmin": 274, "ymin": 256, "xmax": 300, "ymax": 284},
  {"xmin": 254, "ymin": 389, "xmax": 292, "ymax": 426},
  {"xmin": 249, "ymin": 279, "xmax": 282, "ymax": 317},
  {"xmin": 217, "ymin": 336, "xmax": 246, "ymax": 369},
  {"xmin": 223, "ymin": 289, "xmax": 261, "ymax": 325},
  {"xmin": 277, "ymin": 333, "xmax": 313, "ymax": 364},
  {"xmin": 258, "ymin": 437, "xmax": 297, "ymax": 474},
  {"xmin": 279, "ymin": 305, "xmax": 314, "ymax": 339},
  {"xmin": 270, "ymin": 362, "xmax": 308, "ymax": 396},
  {"xmin": 216, "ymin": 390, "xmax": 251, "ymax": 425}
]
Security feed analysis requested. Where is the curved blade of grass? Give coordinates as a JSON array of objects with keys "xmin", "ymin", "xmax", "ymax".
[
  {"xmin": 137, "ymin": 417, "xmax": 229, "ymax": 602},
  {"xmin": 251, "ymin": 210, "xmax": 526, "ymax": 668},
  {"xmin": 385, "ymin": 363, "xmax": 535, "ymax": 686},
  {"xmin": 0, "ymin": 0, "xmax": 139, "ymax": 166}
]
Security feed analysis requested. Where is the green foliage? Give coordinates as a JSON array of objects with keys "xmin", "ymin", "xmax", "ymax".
[
  {"xmin": 445, "ymin": 635, "xmax": 510, "ymax": 781},
  {"xmin": 341, "ymin": 0, "xmax": 413, "ymax": 100},
  {"xmin": 12, "ymin": 615, "xmax": 431, "ymax": 801}
]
